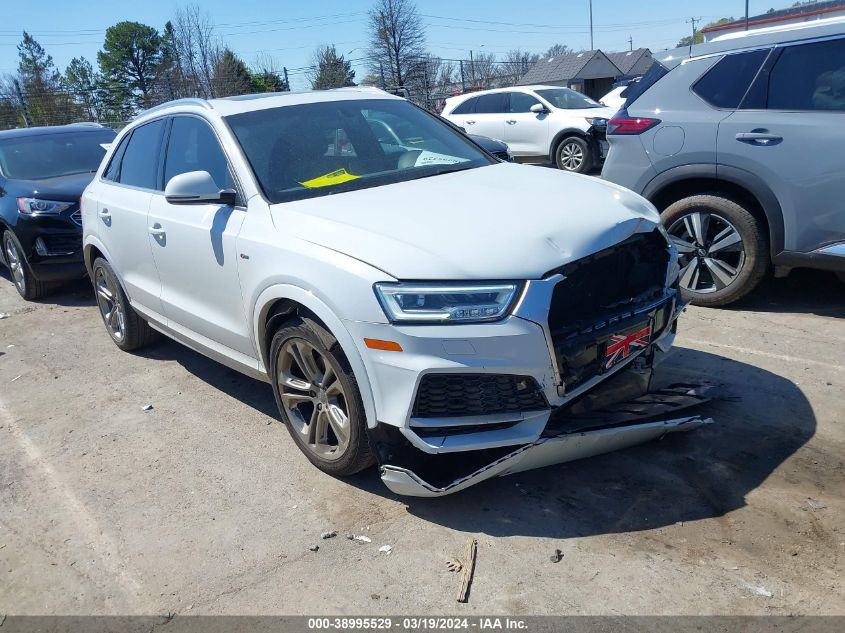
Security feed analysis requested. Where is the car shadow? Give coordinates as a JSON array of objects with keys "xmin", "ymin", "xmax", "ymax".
[
  {"xmin": 0, "ymin": 267, "xmax": 95, "ymax": 308},
  {"xmin": 358, "ymin": 347, "xmax": 816, "ymax": 539},
  {"xmin": 726, "ymin": 268, "xmax": 845, "ymax": 318},
  {"xmin": 136, "ymin": 337, "xmax": 279, "ymax": 419}
]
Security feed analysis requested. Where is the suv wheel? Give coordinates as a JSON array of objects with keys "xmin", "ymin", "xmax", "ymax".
[
  {"xmin": 3, "ymin": 231, "xmax": 47, "ymax": 300},
  {"xmin": 270, "ymin": 317, "xmax": 374, "ymax": 477},
  {"xmin": 663, "ymin": 194, "xmax": 768, "ymax": 307},
  {"xmin": 92, "ymin": 257, "xmax": 158, "ymax": 351},
  {"xmin": 555, "ymin": 136, "xmax": 592, "ymax": 173}
]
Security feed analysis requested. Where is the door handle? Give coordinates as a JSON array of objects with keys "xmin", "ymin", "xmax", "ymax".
[
  {"xmin": 465, "ymin": 120, "xmax": 476, "ymax": 125},
  {"xmin": 506, "ymin": 120, "xmax": 517, "ymax": 124},
  {"xmin": 148, "ymin": 225, "xmax": 166, "ymax": 237},
  {"xmin": 735, "ymin": 130, "xmax": 782, "ymax": 145},
  {"xmin": 98, "ymin": 208, "xmax": 111, "ymax": 218}
]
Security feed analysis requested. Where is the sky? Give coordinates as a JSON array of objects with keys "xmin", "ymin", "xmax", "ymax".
[{"xmin": 1, "ymin": 0, "xmax": 776, "ymax": 90}]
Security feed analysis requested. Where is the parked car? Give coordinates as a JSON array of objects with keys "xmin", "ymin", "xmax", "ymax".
[
  {"xmin": 468, "ymin": 134, "xmax": 513, "ymax": 162},
  {"xmin": 82, "ymin": 88, "xmax": 710, "ymax": 497},
  {"xmin": 602, "ymin": 17, "xmax": 845, "ymax": 306},
  {"xmin": 442, "ymin": 85, "xmax": 616, "ymax": 173},
  {"xmin": 0, "ymin": 124, "xmax": 116, "ymax": 300},
  {"xmin": 599, "ymin": 85, "xmax": 629, "ymax": 111}
]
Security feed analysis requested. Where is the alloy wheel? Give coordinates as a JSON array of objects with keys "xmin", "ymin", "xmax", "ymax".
[
  {"xmin": 276, "ymin": 338, "xmax": 351, "ymax": 461},
  {"xmin": 559, "ymin": 141, "xmax": 584, "ymax": 171},
  {"xmin": 4, "ymin": 236, "xmax": 26, "ymax": 295},
  {"xmin": 667, "ymin": 211, "xmax": 746, "ymax": 294},
  {"xmin": 95, "ymin": 267, "xmax": 126, "ymax": 342}
]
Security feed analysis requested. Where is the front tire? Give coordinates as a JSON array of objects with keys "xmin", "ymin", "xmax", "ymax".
[
  {"xmin": 92, "ymin": 257, "xmax": 158, "ymax": 351},
  {"xmin": 3, "ymin": 231, "xmax": 47, "ymax": 301},
  {"xmin": 662, "ymin": 194, "xmax": 768, "ymax": 307},
  {"xmin": 269, "ymin": 317, "xmax": 374, "ymax": 477},
  {"xmin": 554, "ymin": 136, "xmax": 592, "ymax": 173}
]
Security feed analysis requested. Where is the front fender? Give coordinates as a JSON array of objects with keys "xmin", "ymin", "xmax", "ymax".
[{"xmin": 252, "ymin": 284, "xmax": 379, "ymax": 430}]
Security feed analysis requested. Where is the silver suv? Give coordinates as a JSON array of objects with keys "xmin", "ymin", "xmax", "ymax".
[{"xmin": 602, "ymin": 17, "xmax": 845, "ymax": 306}]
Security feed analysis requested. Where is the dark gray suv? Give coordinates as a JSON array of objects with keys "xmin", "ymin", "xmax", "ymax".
[{"xmin": 602, "ymin": 18, "xmax": 845, "ymax": 306}]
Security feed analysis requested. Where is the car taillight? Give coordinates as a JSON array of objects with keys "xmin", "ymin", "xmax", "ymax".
[{"xmin": 607, "ymin": 114, "xmax": 661, "ymax": 135}]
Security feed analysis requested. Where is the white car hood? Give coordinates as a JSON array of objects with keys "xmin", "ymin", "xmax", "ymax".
[
  {"xmin": 554, "ymin": 105, "xmax": 618, "ymax": 120},
  {"xmin": 273, "ymin": 163, "xmax": 660, "ymax": 280}
]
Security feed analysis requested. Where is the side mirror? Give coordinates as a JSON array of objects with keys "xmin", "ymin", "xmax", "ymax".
[
  {"xmin": 530, "ymin": 103, "xmax": 548, "ymax": 114},
  {"xmin": 165, "ymin": 170, "xmax": 236, "ymax": 206}
]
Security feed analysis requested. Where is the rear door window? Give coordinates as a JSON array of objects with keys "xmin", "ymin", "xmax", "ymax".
[
  {"xmin": 693, "ymin": 49, "xmax": 769, "ymax": 109},
  {"xmin": 474, "ymin": 93, "xmax": 507, "ymax": 114},
  {"xmin": 118, "ymin": 119, "xmax": 165, "ymax": 190},
  {"xmin": 103, "ymin": 133, "xmax": 130, "ymax": 182},
  {"xmin": 767, "ymin": 37, "xmax": 845, "ymax": 111}
]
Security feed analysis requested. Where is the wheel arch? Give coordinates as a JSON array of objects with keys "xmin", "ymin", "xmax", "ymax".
[
  {"xmin": 548, "ymin": 127, "xmax": 591, "ymax": 162},
  {"xmin": 642, "ymin": 164, "xmax": 785, "ymax": 258},
  {"xmin": 253, "ymin": 284, "xmax": 378, "ymax": 429}
]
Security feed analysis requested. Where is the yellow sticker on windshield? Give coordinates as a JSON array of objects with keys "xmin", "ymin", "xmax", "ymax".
[{"xmin": 299, "ymin": 168, "xmax": 360, "ymax": 189}]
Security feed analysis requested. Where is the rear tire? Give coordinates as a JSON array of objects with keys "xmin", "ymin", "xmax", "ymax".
[
  {"xmin": 554, "ymin": 136, "xmax": 592, "ymax": 173},
  {"xmin": 269, "ymin": 317, "xmax": 374, "ymax": 477},
  {"xmin": 662, "ymin": 194, "xmax": 768, "ymax": 307},
  {"xmin": 3, "ymin": 231, "xmax": 48, "ymax": 301},
  {"xmin": 92, "ymin": 257, "xmax": 158, "ymax": 351}
]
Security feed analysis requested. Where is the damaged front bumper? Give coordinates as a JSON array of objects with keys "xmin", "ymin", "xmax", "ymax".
[
  {"xmin": 382, "ymin": 415, "xmax": 713, "ymax": 497},
  {"xmin": 376, "ymin": 381, "xmax": 718, "ymax": 497}
]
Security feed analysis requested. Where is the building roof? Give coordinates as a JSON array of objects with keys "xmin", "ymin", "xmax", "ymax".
[
  {"xmin": 606, "ymin": 48, "xmax": 651, "ymax": 75},
  {"xmin": 701, "ymin": 0, "xmax": 845, "ymax": 34},
  {"xmin": 518, "ymin": 50, "xmax": 621, "ymax": 85}
]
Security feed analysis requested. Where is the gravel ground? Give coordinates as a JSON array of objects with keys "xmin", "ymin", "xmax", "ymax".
[{"xmin": 0, "ymin": 267, "xmax": 843, "ymax": 615}]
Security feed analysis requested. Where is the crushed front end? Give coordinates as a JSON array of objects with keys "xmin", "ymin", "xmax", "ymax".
[{"xmin": 353, "ymin": 225, "xmax": 715, "ymax": 497}]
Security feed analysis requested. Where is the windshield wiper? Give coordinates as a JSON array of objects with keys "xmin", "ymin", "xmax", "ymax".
[{"xmin": 405, "ymin": 164, "xmax": 478, "ymax": 182}]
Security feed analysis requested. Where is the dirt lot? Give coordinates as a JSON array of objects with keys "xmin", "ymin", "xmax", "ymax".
[{"xmin": 1, "ymin": 267, "xmax": 843, "ymax": 615}]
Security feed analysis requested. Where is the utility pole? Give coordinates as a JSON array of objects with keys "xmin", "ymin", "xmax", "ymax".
[
  {"xmin": 745, "ymin": 0, "xmax": 750, "ymax": 30},
  {"xmin": 469, "ymin": 50, "xmax": 475, "ymax": 88},
  {"xmin": 13, "ymin": 79, "xmax": 31, "ymax": 128},
  {"xmin": 628, "ymin": 36, "xmax": 633, "ymax": 51},
  {"xmin": 589, "ymin": 0, "xmax": 594, "ymax": 50},
  {"xmin": 687, "ymin": 17, "xmax": 700, "ymax": 49},
  {"xmin": 459, "ymin": 60, "xmax": 466, "ymax": 92}
]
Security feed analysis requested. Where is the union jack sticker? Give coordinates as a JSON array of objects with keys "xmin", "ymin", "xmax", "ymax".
[{"xmin": 604, "ymin": 324, "xmax": 652, "ymax": 370}]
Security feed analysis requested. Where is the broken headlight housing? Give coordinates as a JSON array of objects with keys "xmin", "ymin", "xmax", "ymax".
[{"xmin": 374, "ymin": 282, "xmax": 522, "ymax": 324}]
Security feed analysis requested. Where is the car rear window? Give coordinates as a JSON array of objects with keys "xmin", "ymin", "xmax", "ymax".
[
  {"xmin": 622, "ymin": 61, "xmax": 669, "ymax": 107},
  {"xmin": 693, "ymin": 49, "xmax": 769, "ymax": 109},
  {"xmin": 0, "ymin": 129, "xmax": 115, "ymax": 180}
]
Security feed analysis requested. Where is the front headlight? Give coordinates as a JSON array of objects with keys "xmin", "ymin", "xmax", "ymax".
[
  {"xmin": 374, "ymin": 282, "xmax": 522, "ymax": 324},
  {"xmin": 17, "ymin": 198, "xmax": 73, "ymax": 215}
]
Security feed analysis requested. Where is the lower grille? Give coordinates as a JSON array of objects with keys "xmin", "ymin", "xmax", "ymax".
[
  {"xmin": 39, "ymin": 234, "xmax": 82, "ymax": 256},
  {"xmin": 412, "ymin": 374, "xmax": 547, "ymax": 418}
]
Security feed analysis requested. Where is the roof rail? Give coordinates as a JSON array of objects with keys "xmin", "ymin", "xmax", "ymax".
[
  {"xmin": 69, "ymin": 121, "xmax": 106, "ymax": 128},
  {"xmin": 140, "ymin": 98, "xmax": 213, "ymax": 116}
]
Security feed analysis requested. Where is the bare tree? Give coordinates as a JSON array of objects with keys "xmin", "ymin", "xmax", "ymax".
[
  {"xmin": 169, "ymin": 4, "xmax": 222, "ymax": 98},
  {"xmin": 545, "ymin": 43, "xmax": 575, "ymax": 58},
  {"xmin": 467, "ymin": 52, "xmax": 499, "ymax": 90},
  {"xmin": 367, "ymin": 0, "xmax": 426, "ymax": 91}
]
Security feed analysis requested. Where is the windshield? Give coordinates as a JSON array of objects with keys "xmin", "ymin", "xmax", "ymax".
[
  {"xmin": 536, "ymin": 88, "xmax": 602, "ymax": 109},
  {"xmin": 0, "ymin": 130, "xmax": 115, "ymax": 180},
  {"xmin": 225, "ymin": 98, "xmax": 493, "ymax": 204}
]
